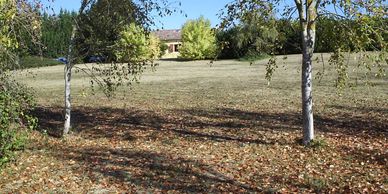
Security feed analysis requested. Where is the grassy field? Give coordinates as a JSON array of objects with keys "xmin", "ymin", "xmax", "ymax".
[{"xmin": 1, "ymin": 54, "xmax": 387, "ymax": 193}]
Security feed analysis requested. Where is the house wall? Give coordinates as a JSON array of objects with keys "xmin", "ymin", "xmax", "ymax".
[{"xmin": 161, "ymin": 41, "xmax": 182, "ymax": 59}]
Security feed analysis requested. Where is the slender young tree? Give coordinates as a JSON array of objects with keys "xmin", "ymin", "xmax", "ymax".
[
  {"xmin": 295, "ymin": 0, "xmax": 317, "ymax": 145},
  {"xmin": 63, "ymin": 25, "xmax": 77, "ymax": 135},
  {"xmin": 62, "ymin": 0, "xmax": 177, "ymax": 135},
  {"xmin": 220, "ymin": 0, "xmax": 387, "ymax": 145}
]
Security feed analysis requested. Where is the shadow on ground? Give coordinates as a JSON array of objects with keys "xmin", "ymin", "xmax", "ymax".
[
  {"xmin": 329, "ymin": 105, "xmax": 388, "ymax": 115},
  {"xmin": 337, "ymin": 145, "xmax": 388, "ymax": 166},
  {"xmin": 52, "ymin": 146, "xmax": 260, "ymax": 192},
  {"xmin": 32, "ymin": 105, "xmax": 387, "ymax": 140},
  {"xmin": 31, "ymin": 105, "xmax": 387, "ymax": 192}
]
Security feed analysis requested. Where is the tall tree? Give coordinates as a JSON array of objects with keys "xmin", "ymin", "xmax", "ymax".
[
  {"xmin": 40, "ymin": 9, "xmax": 77, "ymax": 58},
  {"xmin": 217, "ymin": 10, "xmax": 278, "ymax": 59},
  {"xmin": 220, "ymin": 0, "xmax": 387, "ymax": 145},
  {"xmin": 75, "ymin": 0, "xmax": 139, "ymax": 61},
  {"xmin": 275, "ymin": 19, "xmax": 302, "ymax": 55}
]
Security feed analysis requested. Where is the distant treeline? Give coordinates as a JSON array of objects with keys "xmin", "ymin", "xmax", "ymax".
[
  {"xmin": 26, "ymin": 10, "xmax": 386, "ymax": 59},
  {"xmin": 218, "ymin": 17, "xmax": 387, "ymax": 59},
  {"xmin": 27, "ymin": 9, "xmax": 77, "ymax": 58}
]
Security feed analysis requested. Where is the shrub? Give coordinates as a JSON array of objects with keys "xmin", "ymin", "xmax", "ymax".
[
  {"xmin": 0, "ymin": 75, "xmax": 37, "ymax": 166},
  {"xmin": 179, "ymin": 16, "xmax": 217, "ymax": 60},
  {"xmin": 159, "ymin": 42, "xmax": 169, "ymax": 57},
  {"xmin": 217, "ymin": 17, "xmax": 278, "ymax": 60},
  {"xmin": 148, "ymin": 34, "xmax": 161, "ymax": 60},
  {"xmin": 114, "ymin": 23, "xmax": 161, "ymax": 63},
  {"xmin": 0, "ymin": 0, "xmax": 39, "ymax": 167},
  {"xmin": 216, "ymin": 27, "xmax": 245, "ymax": 59}
]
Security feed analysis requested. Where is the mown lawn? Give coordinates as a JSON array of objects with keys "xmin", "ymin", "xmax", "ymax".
[{"xmin": 1, "ymin": 54, "xmax": 387, "ymax": 193}]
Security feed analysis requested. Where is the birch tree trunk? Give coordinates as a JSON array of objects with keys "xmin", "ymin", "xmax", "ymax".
[
  {"xmin": 64, "ymin": 61, "xmax": 72, "ymax": 134},
  {"xmin": 301, "ymin": 28, "xmax": 315, "ymax": 145},
  {"xmin": 63, "ymin": 25, "xmax": 77, "ymax": 135},
  {"xmin": 295, "ymin": 0, "xmax": 317, "ymax": 145}
]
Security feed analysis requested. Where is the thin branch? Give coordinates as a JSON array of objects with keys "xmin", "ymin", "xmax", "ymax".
[{"xmin": 73, "ymin": 65, "xmax": 105, "ymax": 87}]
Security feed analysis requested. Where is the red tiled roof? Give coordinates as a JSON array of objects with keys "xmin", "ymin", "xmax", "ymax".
[{"xmin": 153, "ymin": 29, "xmax": 181, "ymax": 41}]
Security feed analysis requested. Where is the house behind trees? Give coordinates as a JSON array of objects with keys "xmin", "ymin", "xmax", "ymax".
[{"xmin": 153, "ymin": 29, "xmax": 182, "ymax": 58}]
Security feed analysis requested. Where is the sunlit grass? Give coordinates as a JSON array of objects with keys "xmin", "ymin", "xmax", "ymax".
[{"xmin": 3, "ymin": 53, "xmax": 387, "ymax": 193}]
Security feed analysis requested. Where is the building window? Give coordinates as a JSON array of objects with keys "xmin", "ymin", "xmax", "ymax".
[{"xmin": 174, "ymin": 44, "xmax": 180, "ymax": 52}]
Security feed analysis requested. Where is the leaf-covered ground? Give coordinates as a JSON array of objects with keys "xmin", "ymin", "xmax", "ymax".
[{"xmin": 1, "ymin": 55, "xmax": 387, "ymax": 193}]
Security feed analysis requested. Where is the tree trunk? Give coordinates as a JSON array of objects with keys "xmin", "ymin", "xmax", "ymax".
[
  {"xmin": 63, "ymin": 25, "xmax": 77, "ymax": 135},
  {"xmin": 295, "ymin": 0, "xmax": 317, "ymax": 145},
  {"xmin": 301, "ymin": 33, "xmax": 314, "ymax": 145},
  {"xmin": 64, "ymin": 63, "xmax": 72, "ymax": 135},
  {"xmin": 301, "ymin": 25, "xmax": 316, "ymax": 145}
]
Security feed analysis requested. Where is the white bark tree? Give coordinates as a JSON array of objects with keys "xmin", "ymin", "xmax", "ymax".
[
  {"xmin": 295, "ymin": 0, "xmax": 317, "ymax": 144},
  {"xmin": 61, "ymin": 0, "xmax": 176, "ymax": 136},
  {"xmin": 63, "ymin": 25, "xmax": 77, "ymax": 135},
  {"xmin": 62, "ymin": 0, "xmax": 90, "ymax": 135},
  {"xmin": 220, "ymin": 0, "xmax": 387, "ymax": 145}
]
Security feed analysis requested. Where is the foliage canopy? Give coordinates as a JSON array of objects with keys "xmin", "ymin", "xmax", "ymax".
[
  {"xmin": 40, "ymin": 10, "xmax": 77, "ymax": 58},
  {"xmin": 179, "ymin": 17, "xmax": 217, "ymax": 60},
  {"xmin": 0, "ymin": 0, "xmax": 39, "ymax": 166},
  {"xmin": 114, "ymin": 23, "xmax": 161, "ymax": 63}
]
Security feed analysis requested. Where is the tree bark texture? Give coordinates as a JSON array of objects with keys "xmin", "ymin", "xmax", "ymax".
[
  {"xmin": 296, "ymin": 0, "xmax": 317, "ymax": 145},
  {"xmin": 64, "ymin": 63, "xmax": 72, "ymax": 135},
  {"xmin": 301, "ymin": 28, "xmax": 315, "ymax": 145},
  {"xmin": 63, "ymin": 25, "xmax": 77, "ymax": 135}
]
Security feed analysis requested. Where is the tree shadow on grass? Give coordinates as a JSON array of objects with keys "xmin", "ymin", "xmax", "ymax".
[
  {"xmin": 31, "ymin": 106, "xmax": 165, "ymax": 139},
  {"xmin": 32, "ymin": 105, "xmax": 387, "ymax": 142},
  {"xmin": 32, "ymin": 106, "xmax": 292, "ymax": 144},
  {"xmin": 175, "ymin": 107, "xmax": 388, "ymax": 137},
  {"xmin": 32, "ymin": 105, "xmax": 387, "ymax": 192},
  {"xmin": 171, "ymin": 128, "xmax": 275, "ymax": 145},
  {"xmin": 338, "ymin": 145, "xmax": 388, "ymax": 166},
  {"xmin": 328, "ymin": 104, "xmax": 388, "ymax": 115},
  {"xmin": 176, "ymin": 108, "xmax": 301, "ymax": 131},
  {"xmin": 52, "ymin": 146, "xmax": 261, "ymax": 192}
]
